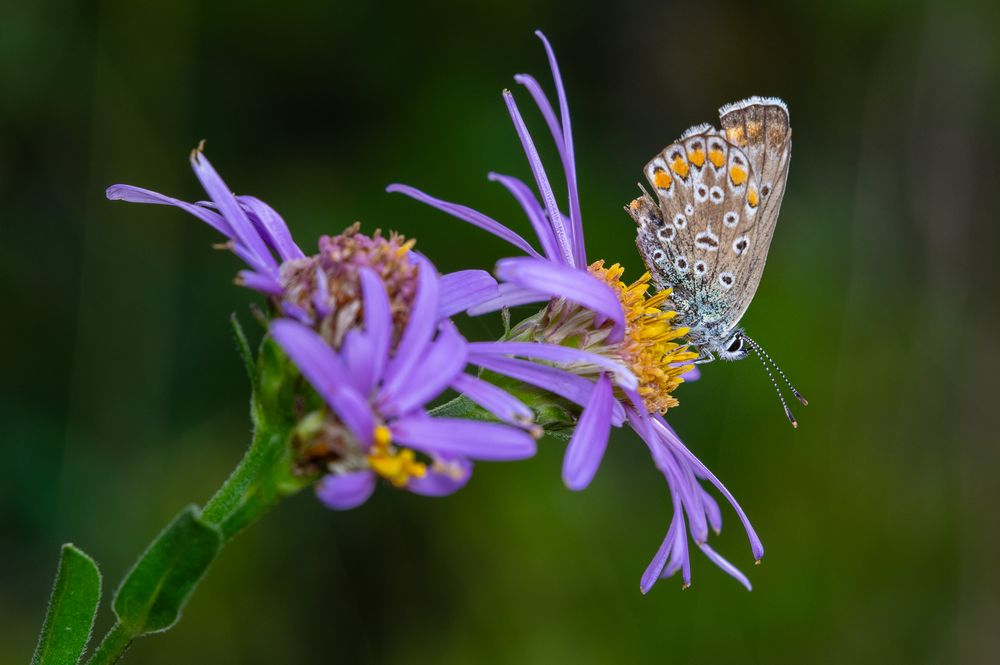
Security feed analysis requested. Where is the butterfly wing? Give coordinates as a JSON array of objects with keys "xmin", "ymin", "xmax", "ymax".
[{"xmin": 629, "ymin": 97, "xmax": 791, "ymax": 335}]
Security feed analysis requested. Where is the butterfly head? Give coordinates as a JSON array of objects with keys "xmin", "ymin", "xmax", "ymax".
[{"xmin": 714, "ymin": 329, "xmax": 751, "ymax": 362}]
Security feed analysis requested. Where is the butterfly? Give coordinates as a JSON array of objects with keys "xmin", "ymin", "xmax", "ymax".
[{"xmin": 626, "ymin": 96, "xmax": 807, "ymax": 426}]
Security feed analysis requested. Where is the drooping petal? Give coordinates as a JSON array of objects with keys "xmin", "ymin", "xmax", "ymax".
[
  {"xmin": 386, "ymin": 184, "xmax": 543, "ymax": 259},
  {"xmin": 437, "ymin": 269, "xmax": 500, "ymax": 319},
  {"xmin": 382, "ymin": 255, "xmax": 438, "ymax": 396},
  {"xmin": 406, "ymin": 458, "xmax": 473, "ymax": 497},
  {"xmin": 236, "ymin": 270, "xmax": 284, "ymax": 296},
  {"xmin": 698, "ymin": 544, "xmax": 752, "ymax": 591},
  {"xmin": 315, "ymin": 471, "xmax": 376, "ymax": 510},
  {"xmin": 494, "ymin": 257, "xmax": 624, "ymax": 341},
  {"xmin": 511, "ymin": 73, "xmax": 565, "ymax": 157},
  {"xmin": 105, "ymin": 184, "xmax": 232, "ymax": 237},
  {"xmin": 381, "ymin": 322, "xmax": 467, "ymax": 416},
  {"xmin": 449, "ymin": 373, "xmax": 533, "ymax": 424},
  {"xmin": 467, "ymin": 341, "xmax": 636, "ymax": 390},
  {"xmin": 562, "ymin": 373, "xmax": 613, "ymax": 491},
  {"xmin": 390, "ymin": 415, "xmax": 536, "ymax": 461},
  {"xmin": 641, "ymin": 503, "xmax": 681, "ymax": 594},
  {"xmin": 237, "ymin": 195, "xmax": 305, "ymax": 261},
  {"xmin": 502, "ymin": 90, "xmax": 575, "ymax": 266},
  {"xmin": 488, "ymin": 172, "xmax": 563, "ymax": 263},
  {"xmin": 189, "ymin": 151, "xmax": 277, "ymax": 274},
  {"xmin": 468, "ymin": 355, "xmax": 625, "ymax": 426},
  {"xmin": 534, "ymin": 30, "xmax": 586, "ymax": 264}
]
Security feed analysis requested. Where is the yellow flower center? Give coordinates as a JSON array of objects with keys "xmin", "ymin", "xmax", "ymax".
[
  {"xmin": 588, "ymin": 260, "xmax": 697, "ymax": 414},
  {"xmin": 367, "ymin": 425, "xmax": 427, "ymax": 487}
]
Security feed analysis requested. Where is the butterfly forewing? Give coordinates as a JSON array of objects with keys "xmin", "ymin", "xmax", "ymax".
[{"xmin": 629, "ymin": 97, "xmax": 791, "ymax": 335}]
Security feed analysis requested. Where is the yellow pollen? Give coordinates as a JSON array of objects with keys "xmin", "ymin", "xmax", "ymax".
[
  {"xmin": 708, "ymin": 149, "xmax": 726, "ymax": 168},
  {"xmin": 368, "ymin": 425, "xmax": 426, "ymax": 487},
  {"xmin": 687, "ymin": 149, "xmax": 705, "ymax": 167},
  {"xmin": 396, "ymin": 238, "xmax": 416, "ymax": 257},
  {"xmin": 653, "ymin": 170, "xmax": 672, "ymax": 190},
  {"xmin": 747, "ymin": 188, "xmax": 759, "ymax": 207},
  {"xmin": 730, "ymin": 165, "xmax": 748, "ymax": 186},
  {"xmin": 670, "ymin": 157, "xmax": 689, "ymax": 179},
  {"xmin": 588, "ymin": 261, "xmax": 698, "ymax": 414}
]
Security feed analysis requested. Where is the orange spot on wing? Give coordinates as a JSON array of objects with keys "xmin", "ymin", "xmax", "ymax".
[
  {"xmin": 670, "ymin": 158, "xmax": 689, "ymax": 179},
  {"xmin": 747, "ymin": 187, "xmax": 759, "ymax": 207},
  {"xmin": 708, "ymin": 149, "xmax": 725, "ymax": 168},
  {"xmin": 730, "ymin": 165, "xmax": 748, "ymax": 186},
  {"xmin": 687, "ymin": 149, "xmax": 705, "ymax": 167},
  {"xmin": 629, "ymin": 199, "xmax": 640, "ymax": 210},
  {"xmin": 653, "ymin": 170, "xmax": 672, "ymax": 189}
]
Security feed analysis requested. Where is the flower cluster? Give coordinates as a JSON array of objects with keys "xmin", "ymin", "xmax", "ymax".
[{"xmin": 107, "ymin": 31, "xmax": 765, "ymax": 592}]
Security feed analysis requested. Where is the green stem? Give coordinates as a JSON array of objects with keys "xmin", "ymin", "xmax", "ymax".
[{"xmin": 85, "ymin": 623, "xmax": 132, "ymax": 665}]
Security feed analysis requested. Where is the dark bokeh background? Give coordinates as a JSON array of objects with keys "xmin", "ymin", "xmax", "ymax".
[{"xmin": 3, "ymin": 1, "xmax": 1000, "ymax": 662}]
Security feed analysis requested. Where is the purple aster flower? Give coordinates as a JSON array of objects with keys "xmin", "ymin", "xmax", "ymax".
[{"xmin": 389, "ymin": 31, "xmax": 763, "ymax": 589}]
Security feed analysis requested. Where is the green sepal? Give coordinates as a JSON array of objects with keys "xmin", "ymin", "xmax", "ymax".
[
  {"xmin": 111, "ymin": 505, "xmax": 222, "ymax": 635},
  {"xmin": 30, "ymin": 544, "xmax": 102, "ymax": 665},
  {"xmin": 229, "ymin": 313, "xmax": 256, "ymax": 388}
]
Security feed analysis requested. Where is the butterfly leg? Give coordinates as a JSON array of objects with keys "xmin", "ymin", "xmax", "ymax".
[{"xmin": 693, "ymin": 348, "xmax": 716, "ymax": 365}]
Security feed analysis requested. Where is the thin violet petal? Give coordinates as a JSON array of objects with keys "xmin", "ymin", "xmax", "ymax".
[
  {"xmin": 341, "ymin": 329, "xmax": 375, "ymax": 397},
  {"xmin": 503, "ymin": 90, "xmax": 575, "ymax": 266},
  {"xmin": 329, "ymin": 387, "xmax": 376, "ymax": 449},
  {"xmin": 641, "ymin": 500, "xmax": 681, "ymax": 594},
  {"xmin": 313, "ymin": 265, "xmax": 331, "ymax": 318},
  {"xmin": 280, "ymin": 301, "xmax": 313, "ymax": 325},
  {"xmin": 189, "ymin": 152, "xmax": 277, "ymax": 274},
  {"xmin": 269, "ymin": 320, "xmax": 350, "ymax": 408},
  {"xmin": 382, "ymin": 322, "xmax": 468, "ymax": 416},
  {"xmin": 236, "ymin": 270, "xmax": 284, "ymax": 296},
  {"xmin": 437, "ymin": 270, "xmax": 500, "ymax": 319},
  {"xmin": 106, "ymin": 184, "xmax": 232, "ymax": 237},
  {"xmin": 535, "ymin": 30, "xmax": 586, "ymax": 264},
  {"xmin": 699, "ymin": 544, "xmax": 752, "ymax": 591},
  {"xmin": 391, "ymin": 415, "xmax": 536, "ymax": 461},
  {"xmin": 495, "ymin": 257, "xmax": 624, "ymax": 341},
  {"xmin": 466, "ymin": 283, "xmax": 549, "ymax": 316},
  {"xmin": 512, "ymin": 73, "xmax": 565, "ymax": 157},
  {"xmin": 468, "ymin": 341, "xmax": 636, "ymax": 390},
  {"xmin": 383, "ymin": 255, "xmax": 439, "ymax": 395},
  {"xmin": 701, "ymin": 487, "xmax": 723, "ymax": 534},
  {"xmin": 488, "ymin": 172, "xmax": 563, "ymax": 263},
  {"xmin": 236, "ymin": 195, "xmax": 305, "ymax": 260},
  {"xmin": 469, "ymin": 355, "xmax": 625, "ymax": 426},
  {"xmin": 450, "ymin": 373, "xmax": 533, "ymax": 424},
  {"xmin": 316, "ymin": 471, "xmax": 376, "ymax": 511},
  {"xmin": 407, "ymin": 457, "xmax": 473, "ymax": 497},
  {"xmin": 359, "ymin": 268, "xmax": 392, "ymax": 382},
  {"xmin": 562, "ymin": 374, "xmax": 613, "ymax": 491},
  {"xmin": 679, "ymin": 365, "xmax": 701, "ymax": 382},
  {"xmin": 387, "ymin": 184, "xmax": 543, "ymax": 259}
]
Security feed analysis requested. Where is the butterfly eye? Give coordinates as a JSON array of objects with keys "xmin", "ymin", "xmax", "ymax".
[{"xmin": 727, "ymin": 336, "xmax": 744, "ymax": 353}]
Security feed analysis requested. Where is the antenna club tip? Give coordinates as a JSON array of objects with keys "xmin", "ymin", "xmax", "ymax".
[
  {"xmin": 797, "ymin": 396, "xmax": 809, "ymax": 406},
  {"xmin": 791, "ymin": 420, "xmax": 798, "ymax": 429}
]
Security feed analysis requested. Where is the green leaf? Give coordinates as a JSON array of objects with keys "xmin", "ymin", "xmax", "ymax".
[
  {"xmin": 31, "ymin": 544, "xmax": 102, "ymax": 665},
  {"xmin": 112, "ymin": 505, "xmax": 222, "ymax": 635}
]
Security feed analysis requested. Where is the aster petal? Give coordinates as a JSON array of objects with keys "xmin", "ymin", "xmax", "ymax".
[
  {"xmin": 341, "ymin": 329, "xmax": 375, "ymax": 397},
  {"xmin": 680, "ymin": 366, "xmax": 701, "ymax": 382},
  {"xmin": 494, "ymin": 257, "xmax": 624, "ymax": 341},
  {"xmin": 701, "ymin": 487, "xmax": 723, "ymax": 534},
  {"xmin": 390, "ymin": 415, "xmax": 536, "ymax": 461},
  {"xmin": 236, "ymin": 270, "xmax": 284, "ymax": 296},
  {"xmin": 652, "ymin": 416, "xmax": 764, "ymax": 561},
  {"xmin": 315, "ymin": 471, "xmax": 376, "ymax": 510},
  {"xmin": 466, "ymin": 283, "xmax": 550, "ymax": 316},
  {"xmin": 237, "ymin": 195, "xmax": 305, "ymax": 261},
  {"xmin": 313, "ymin": 265, "xmax": 332, "ymax": 318},
  {"xmin": 437, "ymin": 269, "xmax": 500, "ymax": 319},
  {"xmin": 359, "ymin": 268, "xmax": 392, "ymax": 382},
  {"xmin": 386, "ymin": 184, "xmax": 544, "ymax": 259},
  {"xmin": 511, "ymin": 73, "xmax": 565, "ymax": 156},
  {"xmin": 534, "ymin": 30, "xmax": 586, "ymax": 264},
  {"xmin": 328, "ymin": 387, "xmax": 376, "ymax": 449},
  {"xmin": 106, "ymin": 184, "xmax": 232, "ymax": 237},
  {"xmin": 382, "ymin": 322, "xmax": 468, "ymax": 416},
  {"xmin": 488, "ymin": 172, "xmax": 563, "ymax": 263},
  {"xmin": 382, "ymin": 255, "xmax": 438, "ymax": 396},
  {"xmin": 469, "ymin": 355, "xmax": 625, "ymax": 426},
  {"xmin": 641, "ymin": 501, "xmax": 681, "ymax": 594},
  {"xmin": 406, "ymin": 457, "xmax": 473, "ymax": 497},
  {"xmin": 467, "ymin": 341, "xmax": 636, "ymax": 390},
  {"xmin": 449, "ymin": 373, "xmax": 533, "ymax": 424},
  {"xmin": 698, "ymin": 544, "xmax": 752, "ymax": 591},
  {"xmin": 562, "ymin": 373, "xmax": 613, "ymax": 491},
  {"xmin": 189, "ymin": 151, "xmax": 277, "ymax": 274},
  {"xmin": 503, "ymin": 90, "xmax": 575, "ymax": 266}
]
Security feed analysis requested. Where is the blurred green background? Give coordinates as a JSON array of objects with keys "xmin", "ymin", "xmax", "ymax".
[{"xmin": 3, "ymin": 0, "xmax": 1000, "ymax": 662}]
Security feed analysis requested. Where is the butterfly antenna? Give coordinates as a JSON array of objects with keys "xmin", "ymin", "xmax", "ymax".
[
  {"xmin": 742, "ymin": 335, "xmax": 800, "ymax": 428},
  {"xmin": 746, "ymin": 337, "xmax": 808, "ymax": 406}
]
